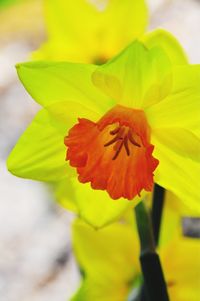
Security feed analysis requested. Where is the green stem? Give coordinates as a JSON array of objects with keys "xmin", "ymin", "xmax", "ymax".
[
  {"xmin": 152, "ymin": 184, "xmax": 165, "ymax": 246},
  {"xmin": 135, "ymin": 201, "xmax": 155, "ymax": 254},
  {"xmin": 134, "ymin": 201, "xmax": 170, "ymax": 301}
]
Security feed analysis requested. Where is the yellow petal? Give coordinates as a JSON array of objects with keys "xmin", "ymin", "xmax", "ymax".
[
  {"xmin": 159, "ymin": 191, "xmax": 183, "ymax": 247},
  {"xmin": 17, "ymin": 61, "xmax": 114, "ymax": 114},
  {"xmin": 93, "ymin": 41, "xmax": 172, "ymax": 108},
  {"xmin": 72, "ymin": 217, "xmax": 140, "ymax": 301},
  {"xmin": 152, "ymin": 127, "xmax": 200, "ymax": 161},
  {"xmin": 142, "ymin": 29, "xmax": 188, "ymax": 65},
  {"xmin": 146, "ymin": 65, "xmax": 200, "ymax": 135},
  {"xmin": 54, "ymin": 180, "xmax": 78, "ymax": 213},
  {"xmin": 153, "ymin": 135, "xmax": 200, "ymax": 213},
  {"xmin": 7, "ymin": 109, "xmax": 74, "ymax": 181},
  {"xmin": 92, "ymin": 71, "xmax": 122, "ymax": 102},
  {"xmin": 56, "ymin": 177, "xmax": 143, "ymax": 228},
  {"xmin": 45, "ymin": 101, "xmax": 101, "ymax": 128},
  {"xmin": 160, "ymin": 235, "xmax": 200, "ymax": 301}
]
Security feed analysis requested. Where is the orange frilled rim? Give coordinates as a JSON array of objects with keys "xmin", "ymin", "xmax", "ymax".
[{"xmin": 64, "ymin": 105, "xmax": 159, "ymax": 200}]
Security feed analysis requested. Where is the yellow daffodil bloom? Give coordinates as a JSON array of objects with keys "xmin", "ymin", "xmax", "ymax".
[
  {"xmin": 71, "ymin": 216, "xmax": 140, "ymax": 301},
  {"xmin": 72, "ymin": 196, "xmax": 200, "ymax": 301},
  {"xmin": 33, "ymin": 0, "xmax": 148, "ymax": 63},
  {"xmin": 160, "ymin": 235, "xmax": 200, "ymax": 301},
  {"xmin": 7, "ymin": 30, "xmax": 200, "ymax": 228}
]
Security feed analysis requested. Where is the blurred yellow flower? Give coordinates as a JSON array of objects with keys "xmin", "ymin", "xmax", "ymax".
[
  {"xmin": 160, "ymin": 229, "xmax": 200, "ymax": 301},
  {"xmin": 33, "ymin": 0, "xmax": 148, "ymax": 63},
  {"xmin": 71, "ymin": 215, "xmax": 140, "ymax": 301},
  {"xmin": 72, "ymin": 194, "xmax": 200, "ymax": 301}
]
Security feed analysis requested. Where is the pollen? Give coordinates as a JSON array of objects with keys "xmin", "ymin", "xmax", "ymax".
[{"xmin": 65, "ymin": 105, "xmax": 159, "ymax": 200}]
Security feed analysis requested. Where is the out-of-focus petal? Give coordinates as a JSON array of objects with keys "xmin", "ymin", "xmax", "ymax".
[
  {"xmin": 33, "ymin": 0, "xmax": 148, "ymax": 63},
  {"xmin": 71, "ymin": 217, "xmax": 140, "ymax": 301}
]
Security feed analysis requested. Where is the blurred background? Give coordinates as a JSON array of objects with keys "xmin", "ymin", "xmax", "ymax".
[{"xmin": 0, "ymin": 0, "xmax": 200, "ymax": 300}]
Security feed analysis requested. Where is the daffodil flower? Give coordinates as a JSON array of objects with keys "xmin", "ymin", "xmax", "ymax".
[
  {"xmin": 71, "ymin": 196, "xmax": 200, "ymax": 301},
  {"xmin": 33, "ymin": 0, "xmax": 148, "ymax": 63},
  {"xmin": 7, "ymin": 30, "xmax": 200, "ymax": 228},
  {"xmin": 160, "ymin": 234, "xmax": 200, "ymax": 301},
  {"xmin": 71, "ymin": 216, "xmax": 140, "ymax": 301},
  {"xmin": 159, "ymin": 194, "xmax": 200, "ymax": 301}
]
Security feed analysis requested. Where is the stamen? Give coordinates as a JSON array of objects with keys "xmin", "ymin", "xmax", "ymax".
[
  {"xmin": 104, "ymin": 125, "xmax": 141, "ymax": 160},
  {"xmin": 104, "ymin": 135, "xmax": 123, "ymax": 147},
  {"xmin": 128, "ymin": 130, "xmax": 141, "ymax": 147},
  {"xmin": 110, "ymin": 126, "xmax": 120, "ymax": 135},
  {"xmin": 124, "ymin": 136, "xmax": 130, "ymax": 156},
  {"xmin": 112, "ymin": 140, "xmax": 124, "ymax": 160}
]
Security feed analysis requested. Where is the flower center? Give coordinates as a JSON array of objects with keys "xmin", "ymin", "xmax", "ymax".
[
  {"xmin": 104, "ymin": 125, "xmax": 141, "ymax": 160},
  {"xmin": 65, "ymin": 105, "xmax": 159, "ymax": 200}
]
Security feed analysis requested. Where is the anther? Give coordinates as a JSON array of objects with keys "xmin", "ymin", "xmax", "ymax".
[
  {"xmin": 110, "ymin": 126, "xmax": 120, "ymax": 135},
  {"xmin": 167, "ymin": 281, "xmax": 176, "ymax": 288}
]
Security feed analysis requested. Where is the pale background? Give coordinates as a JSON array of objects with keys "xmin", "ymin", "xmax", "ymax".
[{"xmin": 0, "ymin": 0, "xmax": 200, "ymax": 300}]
